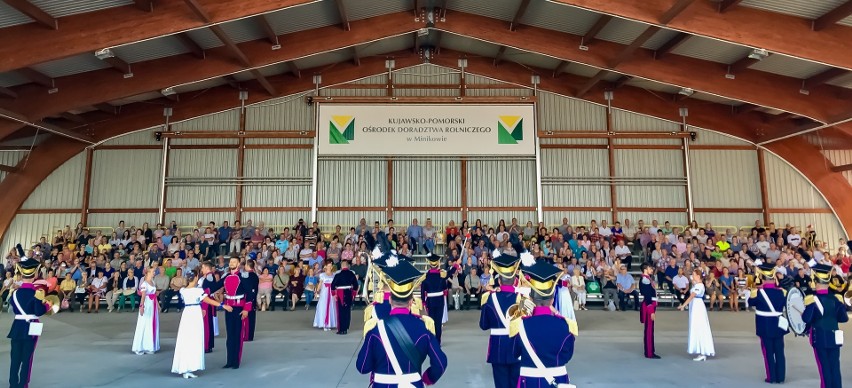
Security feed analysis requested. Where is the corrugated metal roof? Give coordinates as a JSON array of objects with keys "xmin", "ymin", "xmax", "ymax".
[
  {"xmin": 827, "ymin": 72, "xmax": 852, "ymax": 89},
  {"xmin": 358, "ymin": 34, "xmax": 412, "ymax": 57},
  {"xmin": 447, "ymin": 0, "xmax": 522, "ymax": 21},
  {"xmin": 671, "ymin": 35, "xmax": 753, "ymax": 65},
  {"xmin": 293, "ymin": 48, "xmax": 352, "ymax": 70},
  {"xmin": 219, "ymin": 17, "xmax": 268, "ymax": 45},
  {"xmin": 0, "ymin": 71, "xmax": 30, "ymax": 87},
  {"xmin": 690, "ymin": 93, "xmax": 741, "ymax": 106},
  {"xmin": 519, "ymin": 0, "xmax": 599, "ymax": 35},
  {"xmin": 256, "ymin": 62, "xmax": 289, "ymax": 77},
  {"xmin": 642, "ymin": 28, "xmax": 681, "ymax": 50},
  {"xmin": 564, "ymin": 62, "xmax": 621, "ymax": 81},
  {"xmin": 184, "ymin": 28, "xmax": 223, "ymax": 50},
  {"xmin": 108, "ymin": 91, "xmax": 163, "ymax": 106},
  {"xmin": 625, "ymin": 78, "xmax": 681, "ymax": 94},
  {"xmin": 28, "ymin": 0, "xmax": 133, "ymax": 18},
  {"xmin": 501, "ymin": 47, "xmax": 561, "ymax": 70},
  {"xmin": 29, "ymin": 52, "xmax": 110, "ymax": 78},
  {"xmin": 840, "ymin": 15, "xmax": 852, "ymax": 27},
  {"xmin": 594, "ymin": 16, "xmax": 648, "ymax": 45},
  {"xmin": 173, "ymin": 77, "xmax": 228, "ymax": 94},
  {"xmin": 740, "ymin": 0, "xmax": 847, "ymax": 20},
  {"xmin": 0, "ymin": 1, "xmax": 32, "ymax": 28},
  {"xmin": 346, "ymin": 0, "xmax": 412, "ymax": 21},
  {"xmin": 265, "ymin": 0, "xmax": 340, "ymax": 35},
  {"xmin": 439, "ymin": 32, "xmax": 502, "ymax": 57},
  {"xmin": 748, "ymin": 54, "xmax": 831, "ymax": 79},
  {"xmin": 111, "ymin": 35, "xmax": 189, "ymax": 64}
]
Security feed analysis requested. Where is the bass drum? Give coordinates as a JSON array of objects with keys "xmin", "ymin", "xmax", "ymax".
[{"xmin": 785, "ymin": 288, "xmax": 807, "ymax": 336}]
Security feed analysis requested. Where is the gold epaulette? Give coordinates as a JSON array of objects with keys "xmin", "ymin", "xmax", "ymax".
[
  {"xmin": 421, "ymin": 315, "xmax": 436, "ymax": 335},
  {"xmin": 373, "ymin": 291, "xmax": 384, "ymax": 304},
  {"xmin": 34, "ymin": 289, "xmax": 45, "ymax": 301},
  {"xmin": 781, "ymin": 288, "xmax": 787, "ymax": 297},
  {"xmin": 363, "ymin": 317, "xmax": 378, "ymax": 338},
  {"xmin": 750, "ymin": 289, "xmax": 758, "ymax": 299},
  {"xmin": 411, "ymin": 298, "xmax": 423, "ymax": 315},
  {"xmin": 835, "ymin": 294, "xmax": 845, "ymax": 304},
  {"xmin": 481, "ymin": 291, "xmax": 492, "ymax": 307},
  {"xmin": 804, "ymin": 294, "xmax": 815, "ymax": 305},
  {"xmin": 364, "ymin": 304, "xmax": 374, "ymax": 323},
  {"xmin": 440, "ymin": 269, "xmax": 447, "ymax": 279},
  {"xmin": 508, "ymin": 317, "xmax": 522, "ymax": 337},
  {"xmin": 565, "ymin": 318, "xmax": 579, "ymax": 337}
]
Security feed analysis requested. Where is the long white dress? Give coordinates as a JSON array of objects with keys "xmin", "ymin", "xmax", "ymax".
[
  {"xmin": 686, "ymin": 283, "xmax": 715, "ymax": 357},
  {"xmin": 555, "ymin": 274, "xmax": 576, "ymax": 321},
  {"xmin": 172, "ymin": 287, "xmax": 206, "ymax": 375},
  {"xmin": 132, "ymin": 281, "xmax": 160, "ymax": 354},
  {"xmin": 313, "ymin": 272, "xmax": 338, "ymax": 329}
]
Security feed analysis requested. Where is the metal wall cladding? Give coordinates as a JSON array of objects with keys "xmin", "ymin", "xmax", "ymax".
[
  {"xmin": 613, "ymin": 138, "xmax": 682, "ymax": 146},
  {"xmin": 245, "ymin": 96, "xmax": 314, "ymax": 131},
  {"xmin": 689, "ymin": 150, "xmax": 761, "ymax": 208},
  {"xmin": 394, "ymin": 88, "xmax": 459, "ymax": 97},
  {"xmin": 539, "ymin": 138, "xmax": 608, "ymax": 146},
  {"xmin": 0, "ymin": 151, "xmax": 24, "ymax": 183},
  {"xmin": 350, "ymin": 74, "xmax": 387, "ymax": 85},
  {"xmin": 740, "ymin": 0, "xmax": 847, "ymax": 19},
  {"xmin": 241, "ymin": 211, "xmax": 311, "ymax": 229},
  {"xmin": 465, "ymin": 88, "xmax": 533, "ymax": 97},
  {"xmin": 317, "ymin": 211, "xmax": 387, "ymax": 229},
  {"xmin": 690, "ymin": 127, "xmax": 752, "ymax": 146},
  {"xmin": 465, "ymin": 73, "xmax": 505, "ymax": 86},
  {"xmin": 322, "ymin": 88, "xmax": 388, "ymax": 97},
  {"xmin": 169, "ymin": 138, "xmax": 239, "ymax": 146},
  {"xmin": 541, "ymin": 148, "xmax": 611, "ymax": 208},
  {"xmin": 768, "ymin": 213, "xmax": 846, "ymax": 249},
  {"xmin": 542, "ymin": 185, "xmax": 611, "ymax": 208},
  {"xmin": 543, "ymin": 211, "xmax": 610, "ymax": 228},
  {"xmin": 164, "ymin": 212, "xmax": 236, "ymax": 228},
  {"xmin": 618, "ymin": 211, "xmax": 688, "ymax": 228},
  {"xmin": 90, "ymin": 150, "xmax": 162, "ymax": 209},
  {"xmin": 86, "ymin": 213, "xmax": 159, "ymax": 230},
  {"xmin": 537, "ymin": 92, "xmax": 607, "ymax": 131},
  {"xmin": 317, "ymin": 159, "xmax": 387, "ymax": 207},
  {"xmin": 393, "ymin": 160, "xmax": 461, "ymax": 207},
  {"xmin": 542, "ymin": 149, "xmax": 608, "ymax": 177},
  {"xmin": 166, "ymin": 149, "xmax": 237, "ymax": 208},
  {"xmin": 611, "ymin": 109, "xmax": 680, "ymax": 132},
  {"xmin": 466, "ymin": 159, "xmax": 536, "ymax": 207},
  {"xmin": 694, "ymin": 212, "xmax": 763, "ymax": 234},
  {"xmin": 763, "ymin": 152, "xmax": 829, "ymax": 209},
  {"xmin": 170, "ymin": 109, "xmax": 240, "ymax": 131},
  {"xmin": 616, "ymin": 187, "xmax": 686, "ymax": 208},
  {"xmin": 393, "ymin": 64, "xmax": 461, "ymax": 85},
  {"xmin": 821, "ymin": 150, "xmax": 852, "ymax": 187},
  {"xmin": 2, "ymin": 213, "xmax": 81, "ymax": 259},
  {"xmin": 467, "ymin": 211, "xmax": 538, "ymax": 229},
  {"xmin": 392, "ymin": 211, "xmax": 462, "ymax": 233},
  {"xmin": 102, "ymin": 127, "xmax": 160, "ymax": 146},
  {"xmin": 22, "ymin": 152, "xmax": 85, "ymax": 209},
  {"xmin": 614, "ymin": 149, "xmax": 685, "ymax": 208},
  {"xmin": 242, "ymin": 149, "xmax": 312, "ymax": 208}
]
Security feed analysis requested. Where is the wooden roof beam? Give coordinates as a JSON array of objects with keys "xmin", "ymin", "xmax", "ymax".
[
  {"xmin": 718, "ymin": 0, "xmax": 744, "ymax": 13},
  {"xmin": 813, "ymin": 1, "xmax": 852, "ymax": 31},
  {"xmin": 0, "ymin": 164, "xmax": 19, "ymax": 174},
  {"xmin": 654, "ymin": 32, "xmax": 690, "ymax": 59},
  {"xmin": 493, "ymin": 46, "xmax": 507, "ymax": 66},
  {"xmin": 509, "ymin": 0, "xmax": 531, "ymax": 31},
  {"xmin": 613, "ymin": 75, "xmax": 632, "ymax": 89},
  {"xmin": 727, "ymin": 53, "xmax": 767, "ymax": 76},
  {"xmin": 609, "ymin": 26, "xmax": 660, "ymax": 67},
  {"xmin": 182, "ymin": 0, "xmax": 212, "ymax": 22},
  {"xmin": 286, "ymin": 61, "xmax": 301, "ymax": 78},
  {"xmin": 4, "ymin": 0, "xmax": 57, "ymax": 30},
  {"xmin": 256, "ymin": 14, "xmax": 280, "ymax": 47},
  {"xmin": 803, "ymin": 68, "xmax": 848, "ymax": 90},
  {"xmin": 576, "ymin": 70, "xmax": 610, "ymax": 97},
  {"xmin": 659, "ymin": 0, "xmax": 697, "ymax": 24},
  {"xmin": 222, "ymin": 75, "xmax": 241, "ymax": 89},
  {"xmin": 352, "ymin": 45, "xmax": 362, "ymax": 66},
  {"xmin": 102, "ymin": 56, "xmax": 132, "ymax": 75},
  {"xmin": 333, "ymin": 0, "xmax": 351, "ymax": 31},
  {"xmin": 0, "ymin": 107, "xmax": 93, "ymax": 143},
  {"xmin": 552, "ymin": 60, "xmax": 571, "ymax": 77},
  {"xmin": 174, "ymin": 33, "xmax": 205, "ymax": 59},
  {"xmin": 249, "ymin": 69, "xmax": 278, "ymax": 96},
  {"xmin": 209, "ymin": 25, "xmax": 252, "ymax": 67},
  {"xmin": 580, "ymin": 15, "xmax": 612, "ymax": 47},
  {"xmin": 0, "ymin": 86, "xmax": 17, "ymax": 99},
  {"xmin": 832, "ymin": 163, "xmax": 852, "ymax": 173},
  {"xmin": 133, "ymin": 0, "xmax": 153, "ymax": 12},
  {"xmin": 545, "ymin": 0, "xmax": 852, "ymax": 70}
]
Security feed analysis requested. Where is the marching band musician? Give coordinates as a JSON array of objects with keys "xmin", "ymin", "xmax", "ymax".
[
  {"xmin": 8, "ymin": 244, "xmax": 56, "ymax": 388},
  {"xmin": 509, "ymin": 256, "xmax": 578, "ymax": 388},
  {"xmin": 748, "ymin": 260, "xmax": 789, "ymax": 384},
  {"xmin": 802, "ymin": 264, "xmax": 847, "ymax": 388},
  {"xmin": 331, "ymin": 260, "xmax": 359, "ymax": 335},
  {"xmin": 479, "ymin": 233, "xmax": 523, "ymax": 388},
  {"xmin": 221, "ymin": 257, "xmax": 253, "ymax": 369},
  {"xmin": 421, "ymin": 253, "xmax": 448, "ymax": 343},
  {"xmin": 638, "ymin": 262, "xmax": 660, "ymax": 359},
  {"xmin": 364, "ymin": 232, "xmax": 393, "ymax": 322},
  {"xmin": 357, "ymin": 253, "xmax": 447, "ymax": 387}
]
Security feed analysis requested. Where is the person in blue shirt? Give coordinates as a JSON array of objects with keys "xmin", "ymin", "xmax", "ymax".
[
  {"xmin": 510, "ymin": 255, "xmax": 577, "ymax": 388},
  {"xmin": 357, "ymin": 251, "xmax": 447, "ymax": 387},
  {"xmin": 275, "ymin": 235, "xmax": 289, "ymax": 254},
  {"xmin": 748, "ymin": 260, "xmax": 789, "ymax": 384},
  {"xmin": 479, "ymin": 234, "xmax": 523, "ymax": 388},
  {"xmin": 217, "ymin": 222, "xmax": 232, "ymax": 256},
  {"xmin": 616, "ymin": 265, "xmax": 639, "ymax": 311},
  {"xmin": 802, "ymin": 264, "xmax": 848, "ymax": 388},
  {"xmin": 406, "ymin": 219, "xmax": 424, "ymax": 255}
]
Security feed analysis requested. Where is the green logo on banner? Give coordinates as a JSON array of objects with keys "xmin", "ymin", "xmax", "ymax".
[
  {"xmin": 330, "ymin": 115, "xmax": 355, "ymax": 144},
  {"xmin": 497, "ymin": 116, "xmax": 523, "ymax": 144}
]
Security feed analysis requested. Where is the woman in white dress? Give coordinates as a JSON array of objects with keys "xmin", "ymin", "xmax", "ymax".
[
  {"xmin": 678, "ymin": 269, "xmax": 715, "ymax": 361},
  {"xmin": 171, "ymin": 274, "xmax": 231, "ymax": 379},
  {"xmin": 132, "ymin": 269, "xmax": 160, "ymax": 355},
  {"xmin": 571, "ymin": 267, "xmax": 587, "ymax": 311},
  {"xmin": 312, "ymin": 262, "xmax": 338, "ymax": 331},
  {"xmin": 554, "ymin": 264, "xmax": 576, "ymax": 320}
]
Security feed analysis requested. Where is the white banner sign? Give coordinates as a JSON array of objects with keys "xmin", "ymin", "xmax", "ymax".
[{"xmin": 317, "ymin": 104, "xmax": 536, "ymax": 155}]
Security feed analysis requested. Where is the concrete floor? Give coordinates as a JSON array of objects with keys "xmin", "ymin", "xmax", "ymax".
[{"xmin": 1, "ymin": 305, "xmax": 850, "ymax": 388}]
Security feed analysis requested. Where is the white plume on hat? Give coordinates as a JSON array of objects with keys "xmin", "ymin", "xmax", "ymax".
[
  {"xmin": 492, "ymin": 249, "xmax": 502, "ymax": 259},
  {"xmin": 385, "ymin": 255, "xmax": 399, "ymax": 268},
  {"xmin": 754, "ymin": 259, "xmax": 763, "ymax": 267},
  {"xmin": 371, "ymin": 246, "xmax": 383, "ymax": 260},
  {"xmin": 520, "ymin": 251, "xmax": 535, "ymax": 267}
]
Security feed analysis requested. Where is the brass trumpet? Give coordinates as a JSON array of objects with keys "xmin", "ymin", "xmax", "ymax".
[{"xmin": 506, "ymin": 275, "xmax": 534, "ymax": 320}]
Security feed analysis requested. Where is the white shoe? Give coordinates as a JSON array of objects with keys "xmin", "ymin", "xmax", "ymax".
[
  {"xmin": 693, "ymin": 355, "xmax": 706, "ymax": 361},
  {"xmin": 134, "ymin": 351, "xmax": 144, "ymax": 355},
  {"xmin": 144, "ymin": 351, "xmax": 155, "ymax": 355},
  {"xmin": 186, "ymin": 373, "xmax": 198, "ymax": 379}
]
